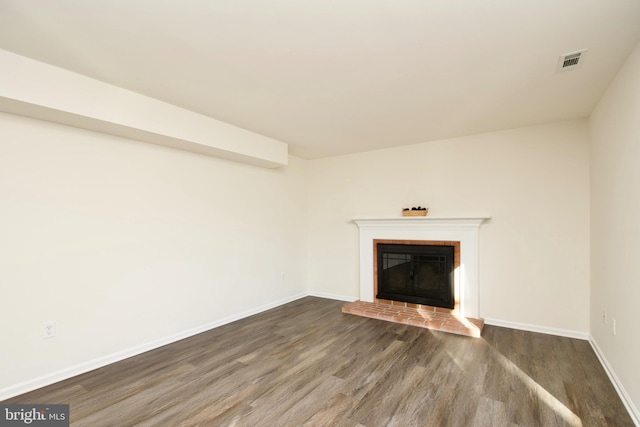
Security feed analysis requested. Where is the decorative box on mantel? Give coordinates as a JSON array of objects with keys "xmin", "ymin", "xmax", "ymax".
[
  {"xmin": 352, "ymin": 216, "xmax": 490, "ymax": 320},
  {"xmin": 402, "ymin": 209, "xmax": 428, "ymax": 216}
]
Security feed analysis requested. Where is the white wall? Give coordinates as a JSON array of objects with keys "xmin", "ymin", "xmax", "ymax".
[
  {"xmin": 307, "ymin": 120, "xmax": 590, "ymax": 334},
  {"xmin": 0, "ymin": 113, "xmax": 308, "ymax": 397},
  {"xmin": 589, "ymin": 40, "xmax": 640, "ymax": 419}
]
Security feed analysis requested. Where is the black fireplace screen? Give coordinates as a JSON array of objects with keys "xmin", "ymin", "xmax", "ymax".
[{"xmin": 376, "ymin": 243, "xmax": 454, "ymax": 308}]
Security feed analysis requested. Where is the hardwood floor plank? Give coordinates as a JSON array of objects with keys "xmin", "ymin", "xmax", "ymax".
[
  {"xmin": 471, "ymin": 396, "xmax": 511, "ymax": 427},
  {"xmin": 3, "ymin": 297, "xmax": 634, "ymax": 426},
  {"xmin": 302, "ymin": 393, "xmax": 359, "ymax": 426},
  {"xmin": 249, "ymin": 375, "xmax": 345, "ymax": 426}
]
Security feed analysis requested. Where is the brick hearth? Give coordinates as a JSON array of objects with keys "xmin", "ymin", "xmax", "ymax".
[{"xmin": 342, "ymin": 300, "xmax": 484, "ymax": 338}]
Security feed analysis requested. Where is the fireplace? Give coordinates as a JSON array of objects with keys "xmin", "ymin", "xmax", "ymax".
[
  {"xmin": 376, "ymin": 242, "xmax": 455, "ymax": 308},
  {"xmin": 346, "ymin": 217, "xmax": 489, "ymax": 337},
  {"xmin": 354, "ymin": 217, "xmax": 489, "ymax": 319}
]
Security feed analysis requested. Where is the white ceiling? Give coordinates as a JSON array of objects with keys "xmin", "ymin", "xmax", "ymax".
[{"xmin": 1, "ymin": 1, "xmax": 639, "ymax": 159}]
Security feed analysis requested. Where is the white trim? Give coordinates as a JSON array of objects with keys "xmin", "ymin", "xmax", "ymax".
[
  {"xmin": 307, "ymin": 291, "xmax": 357, "ymax": 302},
  {"xmin": 483, "ymin": 318, "xmax": 589, "ymax": 340},
  {"xmin": 589, "ymin": 336, "xmax": 640, "ymax": 426},
  {"xmin": 354, "ymin": 216, "xmax": 490, "ymax": 319},
  {"xmin": 0, "ymin": 292, "xmax": 308, "ymax": 401}
]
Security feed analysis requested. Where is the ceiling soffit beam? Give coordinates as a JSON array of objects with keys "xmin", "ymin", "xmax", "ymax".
[{"xmin": 0, "ymin": 50, "xmax": 288, "ymax": 168}]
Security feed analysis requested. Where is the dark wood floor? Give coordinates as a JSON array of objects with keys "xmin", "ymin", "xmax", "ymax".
[{"xmin": 4, "ymin": 297, "xmax": 633, "ymax": 426}]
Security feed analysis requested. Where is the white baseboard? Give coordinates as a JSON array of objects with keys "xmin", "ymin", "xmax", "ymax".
[
  {"xmin": 307, "ymin": 291, "xmax": 358, "ymax": 302},
  {"xmin": 483, "ymin": 318, "xmax": 589, "ymax": 340},
  {"xmin": 0, "ymin": 292, "xmax": 309, "ymax": 401},
  {"xmin": 589, "ymin": 336, "xmax": 640, "ymax": 426}
]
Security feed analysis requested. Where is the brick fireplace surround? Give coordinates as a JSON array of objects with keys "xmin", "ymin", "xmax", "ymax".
[{"xmin": 344, "ymin": 217, "xmax": 489, "ymax": 338}]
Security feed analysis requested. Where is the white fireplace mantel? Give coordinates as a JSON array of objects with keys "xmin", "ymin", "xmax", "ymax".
[{"xmin": 354, "ymin": 216, "xmax": 490, "ymax": 319}]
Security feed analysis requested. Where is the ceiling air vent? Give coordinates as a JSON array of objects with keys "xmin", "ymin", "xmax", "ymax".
[{"xmin": 557, "ymin": 49, "xmax": 587, "ymax": 73}]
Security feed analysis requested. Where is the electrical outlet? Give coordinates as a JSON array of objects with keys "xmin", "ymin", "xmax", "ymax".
[
  {"xmin": 280, "ymin": 272, "xmax": 285, "ymax": 282},
  {"xmin": 612, "ymin": 318, "xmax": 616, "ymax": 336},
  {"xmin": 43, "ymin": 321, "xmax": 56, "ymax": 339}
]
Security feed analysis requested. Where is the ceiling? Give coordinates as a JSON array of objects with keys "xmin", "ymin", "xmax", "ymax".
[{"xmin": 1, "ymin": 1, "xmax": 639, "ymax": 159}]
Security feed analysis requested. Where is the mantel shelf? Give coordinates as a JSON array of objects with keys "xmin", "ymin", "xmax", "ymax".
[{"xmin": 354, "ymin": 216, "xmax": 491, "ymax": 228}]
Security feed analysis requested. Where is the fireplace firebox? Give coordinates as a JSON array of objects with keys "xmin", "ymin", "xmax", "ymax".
[{"xmin": 376, "ymin": 243, "xmax": 455, "ymax": 309}]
